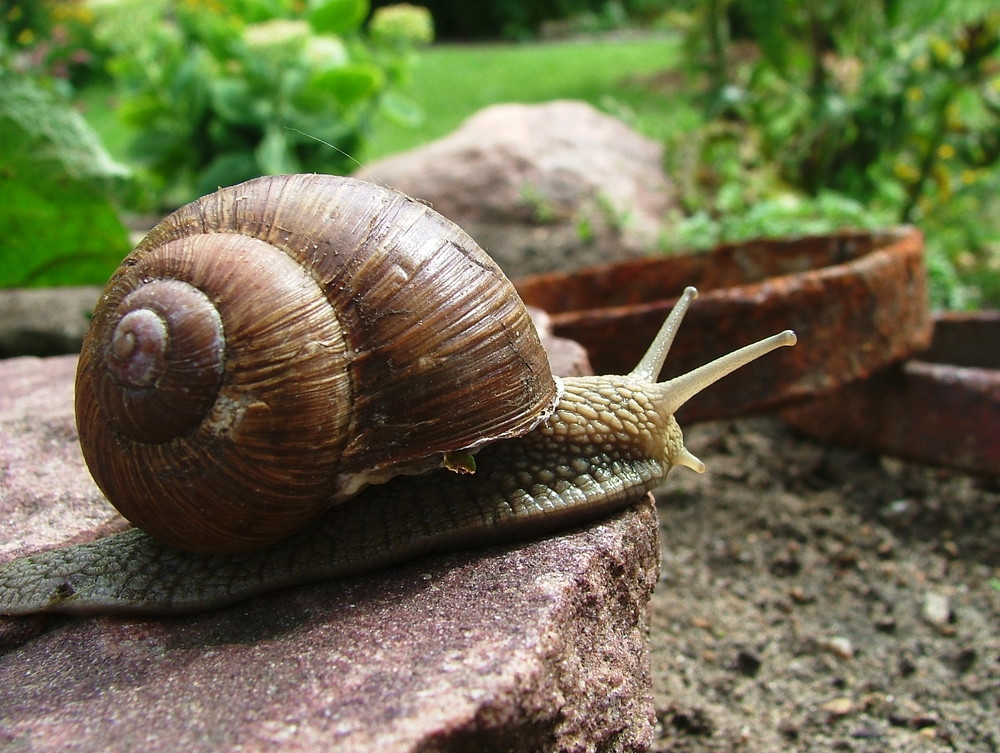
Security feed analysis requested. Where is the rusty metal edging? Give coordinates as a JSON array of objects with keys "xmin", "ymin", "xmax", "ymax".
[{"xmin": 516, "ymin": 228, "xmax": 932, "ymax": 423}]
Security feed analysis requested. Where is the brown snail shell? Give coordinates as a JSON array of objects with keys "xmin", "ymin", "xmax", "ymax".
[{"xmin": 75, "ymin": 174, "xmax": 559, "ymax": 554}]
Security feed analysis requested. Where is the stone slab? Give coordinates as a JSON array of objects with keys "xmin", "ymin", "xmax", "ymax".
[
  {"xmin": 0, "ymin": 355, "xmax": 659, "ymax": 752},
  {"xmin": 0, "ymin": 287, "xmax": 102, "ymax": 358}
]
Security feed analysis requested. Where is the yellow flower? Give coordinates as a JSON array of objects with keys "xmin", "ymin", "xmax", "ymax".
[
  {"xmin": 945, "ymin": 102, "xmax": 963, "ymax": 131},
  {"xmin": 51, "ymin": 1, "xmax": 91, "ymax": 23},
  {"xmin": 933, "ymin": 163, "xmax": 952, "ymax": 200},
  {"xmin": 930, "ymin": 37, "xmax": 953, "ymax": 65},
  {"xmin": 893, "ymin": 162, "xmax": 920, "ymax": 182},
  {"xmin": 937, "ymin": 143, "xmax": 955, "ymax": 160}
]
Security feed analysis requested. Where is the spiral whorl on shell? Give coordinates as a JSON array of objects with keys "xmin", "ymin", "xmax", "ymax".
[{"xmin": 75, "ymin": 175, "xmax": 559, "ymax": 553}]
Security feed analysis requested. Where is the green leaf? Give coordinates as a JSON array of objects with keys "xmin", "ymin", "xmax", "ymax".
[
  {"xmin": 306, "ymin": 0, "xmax": 369, "ymax": 35},
  {"xmin": 255, "ymin": 127, "xmax": 301, "ymax": 174},
  {"xmin": 0, "ymin": 75, "xmax": 129, "ymax": 186},
  {"xmin": 228, "ymin": 0, "xmax": 295, "ymax": 23},
  {"xmin": 442, "ymin": 451, "xmax": 476, "ymax": 474},
  {"xmin": 378, "ymin": 90, "xmax": 424, "ymax": 127},
  {"xmin": 0, "ymin": 181, "xmax": 130, "ymax": 287},
  {"xmin": 738, "ymin": 0, "xmax": 794, "ymax": 75},
  {"xmin": 192, "ymin": 152, "xmax": 262, "ymax": 198},
  {"xmin": 211, "ymin": 77, "xmax": 259, "ymax": 124},
  {"xmin": 0, "ymin": 74, "xmax": 131, "ymax": 288},
  {"xmin": 309, "ymin": 63, "xmax": 384, "ymax": 108}
]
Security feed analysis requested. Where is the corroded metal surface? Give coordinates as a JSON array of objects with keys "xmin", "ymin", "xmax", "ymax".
[
  {"xmin": 515, "ymin": 228, "xmax": 932, "ymax": 422},
  {"xmin": 781, "ymin": 312, "xmax": 1000, "ymax": 476}
]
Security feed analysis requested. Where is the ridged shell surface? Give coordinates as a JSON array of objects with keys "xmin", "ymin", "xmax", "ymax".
[{"xmin": 75, "ymin": 174, "xmax": 558, "ymax": 552}]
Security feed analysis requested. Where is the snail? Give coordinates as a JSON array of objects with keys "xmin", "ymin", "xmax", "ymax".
[{"xmin": 0, "ymin": 174, "xmax": 796, "ymax": 616}]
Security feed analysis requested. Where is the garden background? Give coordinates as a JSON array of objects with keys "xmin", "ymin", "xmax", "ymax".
[{"xmin": 1, "ymin": 0, "xmax": 998, "ymax": 308}]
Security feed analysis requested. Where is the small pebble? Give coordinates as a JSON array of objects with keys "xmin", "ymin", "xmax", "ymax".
[
  {"xmin": 817, "ymin": 635, "xmax": 854, "ymax": 659},
  {"xmin": 690, "ymin": 616, "xmax": 713, "ymax": 631},
  {"xmin": 788, "ymin": 586, "xmax": 814, "ymax": 604},
  {"xmin": 820, "ymin": 697, "xmax": 853, "ymax": 715},
  {"xmin": 880, "ymin": 498, "xmax": 916, "ymax": 523},
  {"xmin": 921, "ymin": 592, "xmax": 952, "ymax": 631},
  {"xmin": 851, "ymin": 725, "xmax": 882, "ymax": 739}
]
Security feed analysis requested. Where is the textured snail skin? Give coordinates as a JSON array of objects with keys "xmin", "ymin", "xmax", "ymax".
[
  {"xmin": 0, "ymin": 380, "xmax": 665, "ymax": 614},
  {"xmin": 0, "ymin": 285, "xmax": 796, "ymax": 615}
]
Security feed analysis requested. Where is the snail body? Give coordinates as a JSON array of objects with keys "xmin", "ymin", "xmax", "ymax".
[{"xmin": 0, "ymin": 175, "xmax": 795, "ymax": 615}]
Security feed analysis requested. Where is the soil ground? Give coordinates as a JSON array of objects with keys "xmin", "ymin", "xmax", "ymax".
[{"xmin": 648, "ymin": 416, "xmax": 999, "ymax": 752}]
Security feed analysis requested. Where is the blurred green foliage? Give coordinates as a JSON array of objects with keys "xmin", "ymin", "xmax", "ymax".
[
  {"xmin": 0, "ymin": 0, "xmax": 431, "ymax": 288},
  {"xmin": 670, "ymin": 0, "xmax": 1000, "ymax": 309},
  {"xmin": 2, "ymin": 0, "xmax": 998, "ymax": 309},
  {"xmin": 0, "ymin": 68, "xmax": 131, "ymax": 287},
  {"xmin": 1, "ymin": 0, "xmax": 106, "ymax": 90},
  {"xmin": 84, "ymin": 0, "xmax": 431, "ymax": 207}
]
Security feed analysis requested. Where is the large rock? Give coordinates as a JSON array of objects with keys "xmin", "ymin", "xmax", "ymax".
[
  {"xmin": 0, "ymin": 286, "xmax": 101, "ymax": 357},
  {"xmin": 0, "ymin": 355, "xmax": 659, "ymax": 752},
  {"xmin": 355, "ymin": 101, "xmax": 676, "ymax": 276}
]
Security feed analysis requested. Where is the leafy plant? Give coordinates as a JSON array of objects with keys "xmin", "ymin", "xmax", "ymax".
[
  {"xmin": 88, "ymin": 0, "xmax": 431, "ymax": 207},
  {"xmin": 2, "ymin": 0, "xmax": 106, "ymax": 91},
  {"xmin": 0, "ymin": 68, "xmax": 131, "ymax": 287},
  {"xmin": 677, "ymin": 0, "xmax": 1000, "ymax": 309}
]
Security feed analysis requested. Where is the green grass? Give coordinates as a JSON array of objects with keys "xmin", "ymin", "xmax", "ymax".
[
  {"xmin": 362, "ymin": 33, "xmax": 692, "ymax": 161},
  {"xmin": 81, "ymin": 34, "xmax": 692, "ymax": 171}
]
